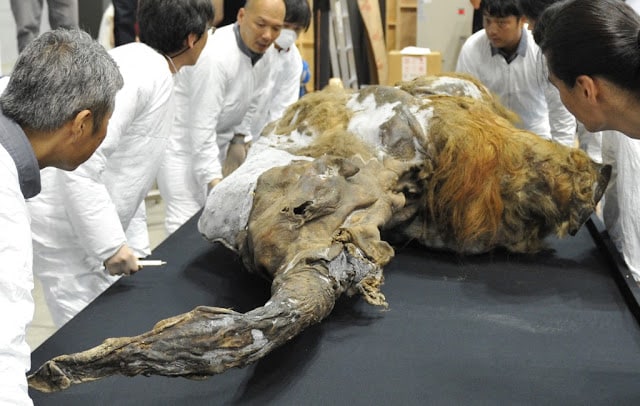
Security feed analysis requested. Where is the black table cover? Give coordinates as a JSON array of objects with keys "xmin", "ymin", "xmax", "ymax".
[{"xmin": 29, "ymin": 215, "xmax": 640, "ymax": 405}]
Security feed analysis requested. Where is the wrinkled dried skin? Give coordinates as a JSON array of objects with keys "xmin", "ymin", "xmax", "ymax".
[
  {"xmin": 241, "ymin": 155, "xmax": 411, "ymax": 302},
  {"xmin": 29, "ymin": 75, "xmax": 611, "ymax": 392},
  {"xmin": 28, "ymin": 270, "xmax": 335, "ymax": 392}
]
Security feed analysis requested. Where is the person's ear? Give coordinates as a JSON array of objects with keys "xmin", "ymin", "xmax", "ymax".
[
  {"xmin": 575, "ymin": 75, "xmax": 598, "ymax": 104},
  {"xmin": 70, "ymin": 109, "xmax": 92, "ymax": 142},
  {"xmin": 186, "ymin": 32, "xmax": 198, "ymax": 49},
  {"xmin": 518, "ymin": 15, "xmax": 527, "ymax": 26}
]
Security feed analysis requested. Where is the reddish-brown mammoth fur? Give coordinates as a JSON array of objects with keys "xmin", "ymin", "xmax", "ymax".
[
  {"xmin": 264, "ymin": 82, "xmax": 610, "ymax": 254},
  {"xmin": 409, "ymin": 95, "xmax": 609, "ymax": 253}
]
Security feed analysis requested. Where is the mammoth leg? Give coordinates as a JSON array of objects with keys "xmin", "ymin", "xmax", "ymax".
[{"xmin": 28, "ymin": 264, "xmax": 338, "ymax": 393}]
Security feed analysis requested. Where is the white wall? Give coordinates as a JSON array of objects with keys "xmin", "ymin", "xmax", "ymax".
[{"xmin": 417, "ymin": 0, "xmax": 473, "ymax": 73}]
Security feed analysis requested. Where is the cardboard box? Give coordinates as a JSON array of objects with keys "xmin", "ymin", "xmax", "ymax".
[{"xmin": 386, "ymin": 50, "xmax": 442, "ymax": 86}]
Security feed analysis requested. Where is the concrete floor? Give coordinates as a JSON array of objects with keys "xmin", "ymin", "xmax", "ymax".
[{"xmin": 26, "ymin": 195, "xmax": 167, "ymax": 351}]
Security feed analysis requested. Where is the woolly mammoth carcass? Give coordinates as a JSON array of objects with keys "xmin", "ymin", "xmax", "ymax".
[{"xmin": 28, "ymin": 75, "xmax": 610, "ymax": 392}]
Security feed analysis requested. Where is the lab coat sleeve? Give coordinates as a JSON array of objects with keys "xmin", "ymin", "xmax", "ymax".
[
  {"xmin": 267, "ymin": 46, "xmax": 303, "ymax": 125},
  {"xmin": 0, "ymin": 154, "xmax": 34, "ymax": 406},
  {"xmin": 455, "ymin": 40, "xmax": 478, "ymax": 77},
  {"xmin": 544, "ymin": 80, "xmax": 576, "ymax": 147},
  {"xmin": 603, "ymin": 133, "xmax": 640, "ymax": 282},
  {"xmin": 235, "ymin": 66, "xmax": 271, "ymax": 143},
  {"xmin": 125, "ymin": 200, "xmax": 151, "ymax": 258},
  {"xmin": 186, "ymin": 49, "xmax": 225, "ymax": 186},
  {"xmin": 59, "ymin": 83, "xmax": 140, "ymax": 262}
]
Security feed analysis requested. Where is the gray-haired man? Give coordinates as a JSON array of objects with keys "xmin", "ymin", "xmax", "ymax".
[{"xmin": 0, "ymin": 28, "xmax": 123, "ymax": 405}]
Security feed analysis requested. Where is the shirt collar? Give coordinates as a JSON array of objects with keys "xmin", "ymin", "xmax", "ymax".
[
  {"xmin": 0, "ymin": 111, "xmax": 41, "ymax": 198},
  {"xmin": 490, "ymin": 27, "xmax": 528, "ymax": 64},
  {"xmin": 233, "ymin": 23, "xmax": 264, "ymax": 66}
]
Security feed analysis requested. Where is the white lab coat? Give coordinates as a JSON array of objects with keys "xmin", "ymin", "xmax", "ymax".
[
  {"xmin": 0, "ymin": 145, "xmax": 34, "ymax": 406},
  {"xmin": 629, "ymin": 0, "xmax": 640, "ymax": 14},
  {"xmin": 158, "ymin": 24, "xmax": 272, "ymax": 234},
  {"xmin": 599, "ymin": 1, "xmax": 640, "ymax": 282},
  {"xmin": 98, "ymin": 4, "xmax": 115, "ymax": 50},
  {"xmin": 456, "ymin": 28, "xmax": 576, "ymax": 147},
  {"xmin": 28, "ymin": 42, "xmax": 175, "ymax": 327},
  {"xmin": 602, "ymin": 131, "xmax": 640, "ymax": 282},
  {"xmin": 251, "ymin": 43, "xmax": 302, "ymax": 137}
]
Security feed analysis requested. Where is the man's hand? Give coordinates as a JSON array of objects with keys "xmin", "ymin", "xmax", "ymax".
[
  {"xmin": 104, "ymin": 244, "xmax": 140, "ymax": 276},
  {"xmin": 207, "ymin": 178, "xmax": 222, "ymax": 196},
  {"xmin": 223, "ymin": 138, "xmax": 248, "ymax": 176}
]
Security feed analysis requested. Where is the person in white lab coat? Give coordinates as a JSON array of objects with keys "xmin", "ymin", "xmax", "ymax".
[
  {"xmin": 519, "ymin": 0, "xmax": 603, "ymax": 163},
  {"xmin": 251, "ymin": 0, "xmax": 311, "ymax": 137},
  {"xmin": 598, "ymin": 0, "xmax": 640, "ymax": 281},
  {"xmin": 0, "ymin": 29, "xmax": 122, "ymax": 406},
  {"xmin": 158, "ymin": 0, "xmax": 286, "ymax": 234},
  {"xmin": 601, "ymin": 131, "xmax": 640, "ymax": 281},
  {"xmin": 27, "ymin": 0, "xmax": 214, "ymax": 328},
  {"xmin": 456, "ymin": 0, "xmax": 576, "ymax": 147},
  {"xmin": 534, "ymin": 0, "xmax": 640, "ymax": 281}
]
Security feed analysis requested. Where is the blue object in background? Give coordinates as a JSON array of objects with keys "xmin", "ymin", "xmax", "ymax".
[{"xmin": 300, "ymin": 59, "xmax": 310, "ymax": 97}]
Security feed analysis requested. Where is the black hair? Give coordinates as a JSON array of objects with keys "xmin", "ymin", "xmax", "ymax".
[
  {"xmin": 284, "ymin": 0, "xmax": 311, "ymax": 31},
  {"xmin": 482, "ymin": 0, "xmax": 522, "ymax": 18},
  {"xmin": 534, "ymin": 0, "xmax": 640, "ymax": 96},
  {"xmin": 137, "ymin": 0, "xmax": 214, "ymax": 55},
  {"xmin": 517, "ymin": 0, "xmax": 562, "ymax": 22}
]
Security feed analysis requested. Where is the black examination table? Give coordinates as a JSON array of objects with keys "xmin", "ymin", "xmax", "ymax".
[{"xmin": 29, "ymin": 214, "xmax": 640, "ymax": 405}]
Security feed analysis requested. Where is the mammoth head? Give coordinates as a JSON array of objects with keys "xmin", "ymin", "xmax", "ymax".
[
  {"xmin": 420, "ymin": 98, "xmax": 612, "ymax": 254},
  {"xmin": 567, "ymin": 161, "xmax": 611, "ymax": 235},
  {"xmin": 527, "ymin": 146, "xmax": 611, "ymax": 239}
]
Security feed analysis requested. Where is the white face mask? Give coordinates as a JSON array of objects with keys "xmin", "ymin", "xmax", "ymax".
[{"xmin": 275, "ymin": 28, "xmax": 298, "ymax": 50}]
